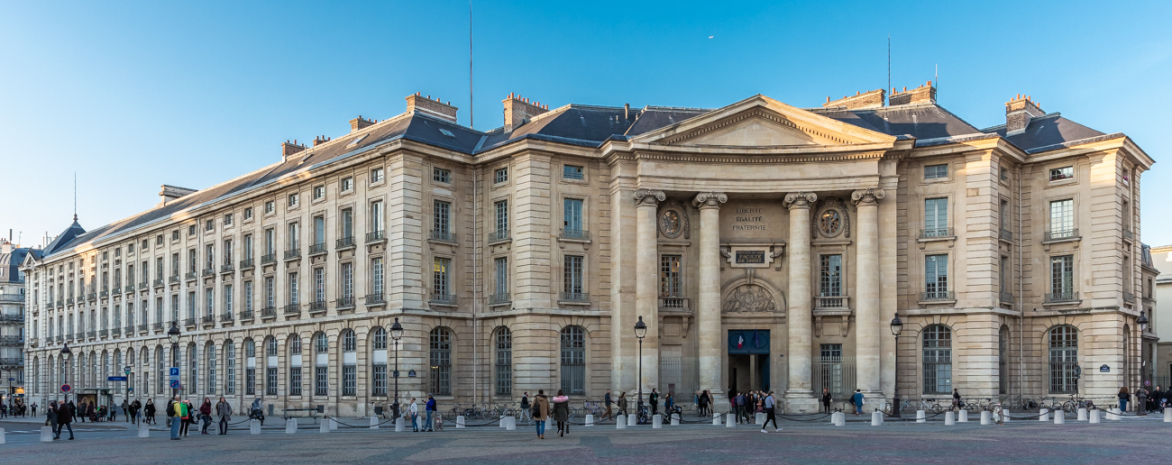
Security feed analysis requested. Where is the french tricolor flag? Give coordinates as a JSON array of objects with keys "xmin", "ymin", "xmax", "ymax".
[{"xmin": 737, "ymin": 335, "xmax": 744, "ymax": 349}]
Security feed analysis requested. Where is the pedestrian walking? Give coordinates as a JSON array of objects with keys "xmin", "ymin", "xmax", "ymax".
[
  {"xmin": 424, "ymin": 394, "xmax": 437, "ymax": 432},
  {"xmin": 200, "ymin": 398, "xmax": 213, "ymax": 434},
  {"xmin": 46, "ymin": 400, "xmax": 58, "ymax": 430},
  {"xmin": 520, "ymin": 392, "xmax": 531, "ymax": 424},
  {"xmin": 216, "ymin": 397, "xmax": 232, "ymax": 435},
  {"xmin": 617, "ymin": 392, "xmax": 628, "ymax": 417},
  {"xmin": 1118, "ymin": 387, "xmax": 1130, "ymax": 413},
  {"xmin": 821, "ymin": 388, "xmax": 833, "ymax": 414},
  {"xmin": 603, "ymin": 389, "xmax": 613, "ymax": 421},
  {"xmin": 108, "ymin": 400, "xmax": 117, "ymax": 421},
  {"xmin": 132, "ymin": 399, "xmax": 142, "ymax": 424},
  {"xmin": 552, "ymin": 390, "xmax": 570, "ymax": 437},
  {"xmin": 56, "ymin": 400, "xmax": 76, "ymax": 440},
  {"xmin": 951, "ymin": 388, "xmax": 962, "ymax": 412},
  {"xmin": 167, "ymin": 395, "xmax": 183, "ymax": 440},
  {"xmin": 1154, "ymin": 386, "xmax": 1164, "ymax": 413},
  {"xmin": 31, "ymin": 402, "xmax": 37, "ymax": 417},
  {"xmin": 761, "ymin": 391, "xmax": 779, "ymax": 433},
  {"xmin": 409, "ymin": 397, "xmax": 419, "ymax": 432},
  {"xmin": 649, "ymin": 388, "xmax": 659, "ymax": 417},
  {"xmin": 145, "ymin": 399, "xmax": 156, "ymax": 424},
  {"xmin": 122, "ymin": 399, "xmax": 130, "ymax": 422},
  {"xmin": 993, "ymin": 403, "xmax": 1004, "ymax": 425},
  {"xmin": 851, "ymin": 389, "xmax": 865, "ymax": 415},
  {"xmin": 698, "ymin": 390, "xmax": 709, "ymax": 417},
  {"xmin": 179, "ymin": 399, "xmax": 193, "ymax": 437},
  {"xmin": 533, "ymin": 390, "xmax": 550, "ymax": 439}
]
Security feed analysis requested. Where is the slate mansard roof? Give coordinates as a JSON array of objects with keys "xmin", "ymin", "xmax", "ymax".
[{"xmin": 38, "ymin": 95, "xmax": 1132, "ymax": 260}]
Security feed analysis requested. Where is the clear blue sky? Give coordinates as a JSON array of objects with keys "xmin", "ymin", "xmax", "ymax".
[{"xmin": 2, "ymin": 0, "xmax": 1170, "ymax": 247}]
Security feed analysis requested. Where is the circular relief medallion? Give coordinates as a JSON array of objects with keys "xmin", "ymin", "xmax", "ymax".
[
  {"xmin": 660, "ymin": 210, "xmax": 683, "ymax": 238},
  {"xmin": 819, "ymin": 209, "xmax": 844, "ymax": 237}
]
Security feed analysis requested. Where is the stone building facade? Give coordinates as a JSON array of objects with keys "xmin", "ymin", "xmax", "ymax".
[
  {"xmin": 21, "ymin": 85, "xmax": 1155, "ymax": 415},
  {"xmin": 1, "ymin": 238, "xmax": 37, "ymax": 403}
]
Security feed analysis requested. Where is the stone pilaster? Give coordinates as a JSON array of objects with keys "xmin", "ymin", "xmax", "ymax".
[
  {"xmin": 852, "ymin": 188, "xmax": 884, "ymax": 400},
  {"xmin": 633, "ymin": 189, "xmax": 664, "ymax": 395},
  {"xmin": 783, "ymin": 192, "xmax": 817, "ymax": 411},
  {"xmin": 693, "ymin": 192, "xmax": 727, "ymax": 400}
]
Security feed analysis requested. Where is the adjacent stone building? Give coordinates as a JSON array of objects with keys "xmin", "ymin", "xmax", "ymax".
[
  {"xmin": 1, "ymin": 237, "xmax": 37, "ymax": 404},
  {"xmin": 22, "ymin": 85, "xmax": 1155, "ymax": 415}
]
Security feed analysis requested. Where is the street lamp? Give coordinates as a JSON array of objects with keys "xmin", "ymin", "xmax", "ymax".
[
  {"xmin": 889, "ymin": 313, "xmax": 903, "ymax": 419},
  {"xmin": 167, "ymin": 322, "xmax": 181, "ymax": 397},
  {"xmin": 59, "ymin": 343, "xmax": 72, "ymax": 403},
  {"xmin": 634, "ymin": 316, "xmax": 647, "ymax": 422},
  {"xmin": 390, "ymin": 318, "xmax": 403, "ymax": 419},
  {"xmin": 1138, "ymin": 312, "xmax": 1149, "ymax": 333}
]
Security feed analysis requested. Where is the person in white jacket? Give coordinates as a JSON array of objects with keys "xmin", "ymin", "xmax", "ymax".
[{"xmin": 408, "ymin": 398, "xmax": 420, "ymax": 432}]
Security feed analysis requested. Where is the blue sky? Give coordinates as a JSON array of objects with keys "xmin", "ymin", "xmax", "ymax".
[{"xmin": 2, "ymin": 0, "xmax": 1170, "ymax": 246}]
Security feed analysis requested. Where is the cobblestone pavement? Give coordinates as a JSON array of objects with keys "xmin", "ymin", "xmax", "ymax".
[{"xmin": 3, "ymin": 415, "xmax": 1172, "ymax": 464}]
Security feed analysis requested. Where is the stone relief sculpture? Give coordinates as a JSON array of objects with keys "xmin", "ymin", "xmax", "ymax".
[
  {"xmin": 723, "ymin": 284, "xmax": 777, "ymax": 313},
  {"xmin": 813, "ymin": 197, "xmax": 850, "ymax": 238},
  {"xmin": 656, "ymin": 198, "xmax": 691, "ymax": 239}
]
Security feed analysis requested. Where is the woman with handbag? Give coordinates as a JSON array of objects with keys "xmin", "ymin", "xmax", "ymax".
[
  {"xmin": 532, "ymin": 390, "xmax": 550, "ymax": 439},
  {"xmin": 199, "ymin": 398, "xmax": 213, "ymax": 435},
  {"xmin": 552, "ymin": 390, "xmax": 570, "ymax": 437}
]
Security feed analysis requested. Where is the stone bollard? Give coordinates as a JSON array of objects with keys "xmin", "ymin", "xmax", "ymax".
[
  {"xmin": 1165, "ymin": 409, "xmax": 1172, "ymax": 423},
  {"xmin": 945, "ymin": 411, "xmax": 955, "ymax": 426},
  {"xmin": 616, "ymin": 415, "xmax": 626, "ymax": 429},
  {"xmin": 1003, "ymin": 411, "xmax": 1010, "ymax": 423},
  {"xmin": 40, "ymin": 426, "xmax": 53, "ymax": 442},
  {"xmin": 286, "ymin": 418, "xmax": 298, "ymax": 434},
  {"xmin": 671, "ymin": 413, "xmax": 680, "ymax": 426},
  {"xmin": 713, "ymin": 412, "xmax": 721, "ymax": 426},
  {"xmin": 980, "ymin": 411, "xmax": 991, "ymax": 425},
  {"xmin": 0, "ymin": 428, "xmax": 4, "ymax": 445},
  {"xmin": 371, "ymin": 416, "xmax": 380, "ymax": 429},
  {"xmin": 1078, "ymin": 408, "xmax": 1088, "ymax": 421},
  {"xmin": 456, "ymin": 416, "xmax": 465, "ymax": 428},
  {"xmin": 138, "ymin": 421, "xmax": 150, "ymax": 438},
  {"xmin": 1054, "ymin": 411, "xmax": 1065, "ymax": 424},
  {"xmin": 395, "ymin": 417, "xmax": 405, "ymax": 432},
  {"xmin": 755, "ymin": 412, "xmax": 765, "ymax": 425},
  {"xmin": 836, "ymin": 412, "xmax": 846, "ymax": 427},
  {"xmin": 916, "ymin": 410, "xmax": 925, "ymax": 423},
  {"xmin": 653, "ymin": 414, "xmax": 663, "ymax": 429},
  {"xmin": 320, "ymin": 419, "xmax": 330, "ymax": 433},
  {"xmin": 330, "ymin": 418, "xmax": 338, "ymax": 431},
  {"xmin": 958, "ymin": 410, "xmax": 969, "ymax": 422},
  {"xmin": 871, "ymin": 411, "xmax": 882, "ymax": 426},
  {"xmin": 1039, "ymin": 408, "xmax": 1049, "ymax": 421},
  {"xmin": 628, "ymin": 413, "xmax": 638, "ymax": 426},
  {"xmin": 1090, "ymin": 409, "xmax": 1100, "ymax": 423},
  {"xmin": 507, "ymin": 417, "xmax": 516, "ymax": 431},
  {"xmin": 250, "ymin": 419, "xmax": 261, "ymax": 435},
  {"xmin": 499, "ymin": 417, "xmax": 506, "ymax": 428},
  {"xmin": 726, "ymin": 413, "xmax": 736, "ymax": 428},
  {"xmin": 585, "ymin": 414, "xmax": 594, "ymax": 426}
]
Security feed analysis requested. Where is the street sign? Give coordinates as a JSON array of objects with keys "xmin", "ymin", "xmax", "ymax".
[
  {"xmin": 108, "ymin": 376, "xmax": 128, "ymax": 382},
  {"xmin": 169, "ymin": 367, "xmax": 180, "ymax": 377},
  {"xmin": 408, "ymin": 369, "xmax": 416, "ymax": 378},
  {"xmin": 1145, "ymin": 380, "xmax": 1151, "ymax": 387},
  {"xmin": 1100, "ymin": 364, "xmax": 1110, "ymax": 373},
  {"xmin": 393, "ymin": 370, "xmax": 399, "ymax": 378},
  {"xmin": 124, "ymin": 366, "xmax": 131, "ymax": 375},
  {"xmin": 170, "ymin": 380, "xmax": 180, "ymax": 389},
  {"xmin": 61, "ymin": 384, "xmax": 71, "ymax": 393}
]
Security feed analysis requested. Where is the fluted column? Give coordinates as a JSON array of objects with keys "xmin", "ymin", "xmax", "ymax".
[
  {"xmin": 783, "ymin": 192, "xmax": 817, "ymax": 408},
  {"xmin": 694, "ymin": 192, "xmax": 727, "ymax": 398},
  {"xmin": 852, "ymin": 188, "xmax": 884, "ymax": 397},
  {"xmin": 633, "ymin": 189, "xmax": 665, "ymax": 394}
]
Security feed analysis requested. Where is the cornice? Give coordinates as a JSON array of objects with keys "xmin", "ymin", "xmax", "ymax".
[
  {"xmin": 630, "ymin": 149, "xmax": 886, "ymax": 164},
  {"xmin": 661, "ymin": 108, "xmax": 857, "ymax": 146}
]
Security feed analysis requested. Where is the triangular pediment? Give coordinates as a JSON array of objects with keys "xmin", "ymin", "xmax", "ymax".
[{"xmin": 633, "ymin": 95, "xmax": 896, "ymax": 148}]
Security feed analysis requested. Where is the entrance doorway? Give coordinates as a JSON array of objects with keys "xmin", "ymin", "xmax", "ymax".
[{"xmin": 728, "ymin": 330, "xmax": 770, "ymax": 393}]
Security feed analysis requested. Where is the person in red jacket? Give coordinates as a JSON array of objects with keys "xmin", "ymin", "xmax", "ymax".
[{"xmin": 200, "ymin": 398, "xmax": 213, "ymax": 434}]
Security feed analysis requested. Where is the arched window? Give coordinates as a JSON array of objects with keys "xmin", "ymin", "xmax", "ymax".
[
  {"xmin": 429, "ymin": 328, "xmax": 452, "ymax": 395},
  {"xmin": 998, "ymin": 326, "xmax": 1009, "ymax": 395},
  {"xmin": 342, "ymin": 330, "xmax": 357, "ymax": 396},
  {"xmin": 922, "ymin": 325, "xmax": 952, "ymax": 394},
  {"xmin": 495, "ymin": 327, "xmax": 512, "ymax": 396},
  {"xmin": 371, "ymin": 328, "xmax": 387, "ymax": 397},
  {"xmin": 245, "ymin": 339, "xmax": 256, "ymax": 396},
  {"xmin": 314, "ymin": 333, "xmax": 328, "ymax": 397},
  {"xmin": 224, "ymin": 342, "xmax": 236, "ymax": 395},
  {"xmin": 265, "ymin": 337, "xmax": 278, "ymax": 396},
  {"xmin": 1049, "ymin": 326, "xmax": 1078, "ymax": 393},
  {"xmin": 113, "ymin": 349, "xmax": 122, "ymax": 393},
  {"xmin": 206, "ymin": 343, "xmax": 217, "ymax": 394},
  {"xmin": 560, "ymin": 326, "xmax": 585, "ymax": 395},
  {"xmin": 91, "ymin": 353, "xmax": 98, "ymax": 392},
  {"xmin": 138, "ymin": 349, "xmax": 148, "ymax": 396},
  {"xmin": 289, "ymin": 335, "xmax": 302, "ymax": 396},
  {"xmin": 155, "ymin": 348, "xmax": 164, "ymax": 393},
  {"xmin": 188, "ymin": 344, "xmax": 197, "ymax": 395}
]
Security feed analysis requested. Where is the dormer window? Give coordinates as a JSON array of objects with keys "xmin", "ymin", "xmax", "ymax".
[{"xmin": 1049, "ymin": 166, "xmax": 1074, "ymax": 182}]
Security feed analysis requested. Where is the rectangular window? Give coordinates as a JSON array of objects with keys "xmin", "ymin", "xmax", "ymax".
[
  {"xmin": 224, "ymin": 213, "xmax": 233, "ymax": 226},
  {"xmin": 244, "ymin": 281, "xmax": 254, "ymax": 313},
  {"xmin": 288, "ymin": 222, "xmax": 299, "ymax": 250},
  {"xmin": 341, "ymin": 208, "xmax": 353, "ymax": 240},
  {"xmin": 372, "ymin": 364, "xmax": 387, "ymax": 396},
  {"xmin": 564, "ymin": 198, "xmax": 583, "ymax": 233},
  {"xmin": 265, "ymin": 277, "xmax": 274, "ymax": 309},
  {"xmin": 171, "ymin": 253, "xmax": 179, "ymax": 277},
  {"xmin": 433, "ymin": 167, "xmax": 451, "ymax": 183},
  {"xmin": 244, "ymin": 207, "xmax": 253, "ymax": 220},
  {"xmin": 266, "ymin": 367, "xmax": 277, "ymax": 396},
  {"xmin": 433, "ymin": 258, "xmax": 451, "ymax": 298},
  {"xmin": 341, "ymin": 177, "xmax": 353, "ymax": 192},
  {"xmin": 290, "ymin": 367, "xmax": 302, "ymax": 396},
  {"xmin": 313, "ymin": 216, "xmax": 325, "ymax": 246},
  {"xmin": 659, "ymin": 255, "xmax": 682, "ymax": 297},
  {"xmin": 288, "ymin": 193, "xmax": 298, "ymax": 207},
  {"xmin": 563, "ymin": 164, "xmax": 584, "ymax": 180},
  {"xmin": 494, "ymin": 167, "xmax": 508, "ymax": 183},
  {"xmin": 496, "ymin": 332, "xmax": 512, "ymax": 395},
  {"xmin": 924, "ymin": 198, "xmax": 948, "ymax": 237},
  {"xmin": 341, "ymin": 262, "xmax": 354, "ymax": 300},
  {"xmin": 244, "ymin": 235, "xmax": 253, "ymax": 260},
  {"xmin": 288, "ymin": 272, "xmax": 299, "ymax": 305},
  {"xmin": 205, "ymin": 244, "xmax": 214, "ymax": 271},
  {"xmin": 1000, "ymin": 256, "xmax": 1009, "ymax": 294},
  {"xmin": 370, "ymin": 201, "xmax": 384, "ymax": 233},
  {"xmin": 1000, "ymin": 199, "xmax": 1010, "ymax": 233},
  {"xmin": 155, "ymin": 297, "xmax": 163, "ymax": 324},
  {"xmin": 494, "ymin": 257, "xmax": 509, "ymax": 297},
  {"xmin": 925, "ymin": 254, "xmax": 949, "ymax": 299},
  {"xmin": 1049, "ymin": 166, "xmax": 1074, "ymax": 182},
  {"xmin": 170, "ymin": 294, "xmax": 179, "ymax": 322},
  {"xmin": 205, "ymin": 219, "xmax": 214, "ymax": 231},
  {"xmin": 224, "ymin": 284, "xmax": 233, "ymax": 314},
  {"xmin": 1049, "ymin": 199, "xmax": 1074, "ymax": 238},
  {"xmin": 434, "ymin": 200, "xmax": 451, "ymax": 239},
  {"xmin": 924, "ymin": 163, "xmax": 948, "ymax": 180},
  {"xmin": 923, "ymin": 326, "xmax": 953, "ymax": 394},
  {"xmin": 370, "ymin": 167, "xmax": 383, "ymax": 184},
  {"xmin": 819, "ymin": 254, "xmax": 843, "ymax": 297},
  {"xmin": 246, "ymin": 367, "xmax": 255, "ymax": 395},
  {"xmin": 226, "ymin": 349, "xmax": 236, "ymax": 395},
  {"xmin": 564, "ymin": 255, "xmax": 584, "ymax": 296},
  {"xmin": 264, "ymin": 201, "xmax": 274, "ymax": 214},
  {"xmin": 343, "ymin": 366, "xmax": 356, "ymax": 396},
  {"xmin": 371, "ymin": 258, "xmax": 384, "ymax": 296},
  {"xmin": 1050, "ymin": 255, "xmax": 1075, "ymax": 299},
  {"xmin": 265, "ymin": 229, "xmax": 275, "ymax": 255},
  {"xmin": 313, "ymin": 185, "xmax": 324, "ymax": 200},
  {"xmin": 494, "ymin": 200, "xmax": 508, "ymax": 235},
  {"xmin": 187, "ymin": 292, "xmax": 196, "ymax": 319},
  {"xmin": 188, "ymin": 249, "xmax": 196, "ymax": 273},
  {"xmin": 205, "ymin": 288, "xmax": 213, "ymax": 317},
  {"xmin": 315, "ymin": 367, "xmax": 328, "ymax": 396},
  {"xmin": 313, "ymin": 268, "xmax": 326, "ymax": 303}
]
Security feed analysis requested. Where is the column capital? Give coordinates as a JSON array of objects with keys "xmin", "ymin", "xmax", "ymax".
[
  {"xmin": 783, "ymin": 192, "xmax": 818, "ymax": 210},
  {"xmin": 850, "ymin": 188, "xmax": 885, "ymax": 206},
  {"xmin": 633, "ymin": 189, "xmax": 666, "ymax": 207},
  {"xmin": 692, "ymin": 192, "xmax": 728, "ymax": 209}
]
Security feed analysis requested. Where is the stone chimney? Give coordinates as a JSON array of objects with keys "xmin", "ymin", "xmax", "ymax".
[
  {"xmin": 502, "ymin": 93, "xmax": 549, "ymax": 131},
  {"xmin": 349, "ymin": 116, "xmax": 376, "ymax": 133},
  {"xmin": 158, "ymin": 184, "xmax": 198, "ymax": 207},
  {"xmin": 405, "ymin": 92, "xmax": 458, "ymax": 123},
  {"xmin": 1004, "ymin": 94, "xmax": 1045, "ymax": 135},
  {"xmin": 281, "ymin": 140, "xmax": 306, "ymax": 160},
  {"xmin": 889, "ymin": 81, "xmax": 936, "ymax": 106},
  {"xmin": 313, "ymin": 135, "xmax": 331, "ymax": 146},
  {"xmin": 823, "ymin": 89, "xmax": 885, "ymax": 110}
]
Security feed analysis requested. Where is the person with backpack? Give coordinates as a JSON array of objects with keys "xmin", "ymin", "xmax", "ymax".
[
  {"xmin": 1118, "ymin": 387, "xmax": 1130, "ymax": 413},
  {"xmin": 617, "ymin": 391, "xmax": 628, "ymax": 417},
  {"xmin": 532, "ymin": 390, "xmax": 550, "ymax": 439},
  {"xmin": 552, "ymin": 390, "xmax": 570, "ymax": 437},
  {"xmin": 520, "ymin": 392, "xmax": 531, "ymax": 424},
  {"xmin": 167, "ymin": 395, "xmax": 183, "ymax": 440},
  {"xmin": 424, "ymin": 394, "xmax": 437, "ymax": 432},
  {"xmin": 760, "ymin": 391, "xmax": 779, "ymax": 433},
  {"xmin": 952, "ymin": 388, "xmax": 962, "ymax": 412}
]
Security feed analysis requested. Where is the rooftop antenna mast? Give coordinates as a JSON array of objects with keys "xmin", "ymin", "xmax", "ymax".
[
  {"xmin": 887, "ymin": 35, "xmax": 891, "ymax": 106},
  {"xmin": 935, "ymin": 64, "xmax": 939, "ymax": 101},
  {"xmin": 73, "ymin": 172, "xmax": 78, "ymax": 221},
  {"xmin": 469, "ymin": 0, "xmax": 474, "ymax": 129}
]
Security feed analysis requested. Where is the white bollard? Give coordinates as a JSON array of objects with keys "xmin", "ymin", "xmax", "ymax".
[
  {"xmin": 616, "ymin": 415, "xmax": 626, "ymax": 429},
  {"xmin": 40, "ymin": 426, "xmax": 53, "ymax": 442},
  {"xmin": 945, "ymin": 411, "xmax": 955, "ymax": 426},
  {"xmin": 371, "ymin": 416, "xmax": 379, "ymax": 429},
  {"xmin": 499, "ymin": 417, "xmax": 506, "ymax": 428},
  {"xmin": 1003, "ymin": 410, "xmax": 1010, "ymax": 423},
  {"xmin": 837, "ymin": 412, "xmax": 846, "ymax": 426},
  {"xmin": 726, "ymin": 413, "xmax": 736, "ymax": 427},
  {"xmin": 1106, "ymin": 408, "xmax": 1119, "ymax": 421},
  {"xmin": 286, "ymin": 418, "xmax": 297, "ymax": 434},
  {"xmin": 653, "ymin": 414, "xmax": 663, "ymax": 429},
  {"xmin": 1165, "ymin": 409, "xmax": 1172, "ymax": 423},
  {"xmin": 585, "ymin": 414, "xmax": 594, "ymax": 426},
  {"xmin": 1090, "ymin": 409, "xmax": 1100, "ymax": 423},
  {"xmin": 958, "ymin": 410, "xmax": 968, "ymax": 422},
  {"xmin": 330, "ymin": 418, "xmax": 338, "ymax": 430},
  {"xmin": 138, "ymin": 421, "xmax": 150, "ymax": 438},
  {"xmin": 456, "ymin": 416, "xmax": 465, "ymax": 428},
  {"xmin": 1054, "ymin": 411, "xmax": 1065, "ymax": 424},
  {"xmin": 916, "ymin": 410, "xmax": 925, "ymax": 423},
  {"xmin": 628, "ymin": 413, "xmax": 637, "ymax": 427},
  {"xmin": 755, "ymin": 412, "xmax": 765, "ymax": 425},
  {"xmin": 0, "ymin": 428, "xmax": 4, "ymax": 445},
  {"xmin": 871, "ymin": 411, "xmax": 882, "ymax": 426},
  {"xmin": 1039, "ymin": 408, "xmax": 1049, "ymax": 421},
  {"xmin": 980, "ymin": 411, "xmax": 991, "ymax": 425},
  {"xmin": 395, "ymin": 417, "xmax": 405, "ymax": 432},
  {"xmin": 713, "ymin": 412, "xmax": 721, "ymax": 426},
  {"xmin": 250, "ymin": 419, "xmax": 261, "ymax": 435},
  {"xmin": 1076, "ymin": 408, "xmax": 1086, "ymax": 421},
  {"xmin": 671, "ymin": 413, "xmax": 680, "ymax": 426},
  {"xmin": 506, "ymin": 417, "xmax": 516, "ymax": 431},
  {"xmin": 320, "ymin": 420, "xmax": 330, "ymax": 433}
]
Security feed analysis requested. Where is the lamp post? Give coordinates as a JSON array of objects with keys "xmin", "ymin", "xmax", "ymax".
[
  {"xmin": 1138, "ymin": 312, "xmax": 1149, "ymax": 406},
  {"xmin": 889, "ymin": 313, "xmax": 903, "ymax": 419},
  {"xmin": 391, "ymin": 317, "xmax": 403, "ymax": 418},
  {"xmin": 634, "ymin": 316, "xmax": 647, "ymax": 422},
  {"xmin": 167, "ymin": 322, "xmax": 181, "ymax": 397},
  {"xmin": 60, "ymin": 343, "xmax": 72, "ymax": 403}
]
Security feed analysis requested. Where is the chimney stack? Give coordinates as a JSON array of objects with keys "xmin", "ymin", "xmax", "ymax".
[
  {"xmin": 158, "ymin": 184, "xmax": 198, "ymax": 207},
  {"xmin": 502, "ymin": 93, "xmax": 550, "ymax": 131},
  {"xmin": 349, "ymin": 116, "xmax": 376, "ymax": 133},
  {"xmin": 823, "ymin": 89, "xmax": 886, "ymax": 110},
  {"xmin": 405, "ymin": 92, "xmax": 458, "ymax": 123},
  {"xmin": 313, "ymin": 135, "xmax": 331, "ymax": 146},
  {"xmin": 281, "ymin": 140, "xmax": 307, "ymax": 160},
  {"xmin": 1004, "ymin": 94, "xmax": 1044, "ymax": 135},
  {"xmin": 889, "ymin": 81, "xmax": 937, "ymax": 106}
]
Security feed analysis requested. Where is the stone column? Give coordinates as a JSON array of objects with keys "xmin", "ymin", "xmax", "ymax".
[
  {"xmin": 634, "ymin": 189, "xmax": 665, "ymax": 395},
  {"xmin": 852, "ymin": 188, "xmax": 884, "ymax": 399},
  {"xmin": 694, "ymin": 192, "xmax": 727, "ymax": 400},
  {"xmin": 783, "ymin": 192, "xmax": 817, "ymax": 411}
]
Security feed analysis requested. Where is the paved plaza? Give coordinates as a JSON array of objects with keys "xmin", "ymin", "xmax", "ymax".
[{"xmin": 2, "ymin": 413, "xmax": 1172, "ymax": 464}]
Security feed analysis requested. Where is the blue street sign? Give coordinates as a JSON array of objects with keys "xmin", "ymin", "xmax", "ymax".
[
  {"xmin": 61, "ymin": 384, "xmax": 71, "ymax": 393},
  {"xmin": 170, "ymin": 380, "xmax": 181, "ymax": 389},
  {"xmin": 169, "ymin": 367, "xmax": 180, "ymax": 377},
  {"xmin": 408, "ymin": 369, "xmax": 416, "ymax": 378},
  {"xmin": 108, "ymin": 376, "xmax": 128, "ymax": 382}
]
